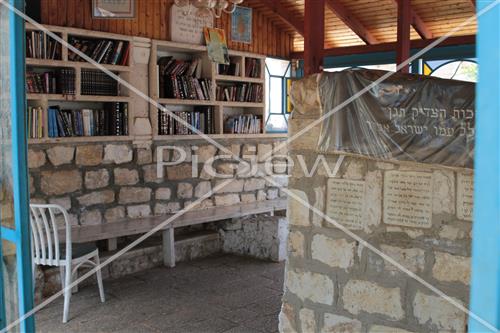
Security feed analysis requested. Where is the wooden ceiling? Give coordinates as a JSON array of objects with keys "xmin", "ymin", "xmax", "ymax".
[{"xmin": 245, "ymin": 0, "xmax": 477, "ymax": 53}]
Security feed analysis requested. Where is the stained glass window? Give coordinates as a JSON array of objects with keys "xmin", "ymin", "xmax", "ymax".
[{"xmin": 265, "ymin": 58, "xmax": 291, "ymax": 133}]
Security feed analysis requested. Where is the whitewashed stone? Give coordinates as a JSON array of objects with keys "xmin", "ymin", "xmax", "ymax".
[
  {"xmin": 40, "ymin": 170, "xmax": 82, "ymax": 195},
  {"xmin": 28, "ymin": 149, "xmax": 46, "ymax": 168},
  {"xmin": 75, "ymin": 145, "xmax": 103, "ymax": 166},
  {"xmin": 279, "ymin": 303, "xmax": 297, "ymax": 333},
  {"xmin": 286, "ymin": 270, "xmax": 333, "ymax": 305},
  {"xmin": 312, "ymin": 235, "xmax": 355, "ymax": 270},
  {"xmin": 288, "ymin": 189, "xmax": 310, "ymax": 226},
  {"xmin": 119, "ymin": 187, "xmax": 152, "ymax": 204},
  {"xmin": 242, "ymin": 144, "xmax": 257, "ymax": 159},
  {"xmin": 244, "ymin": 178, "xmax": 266, "ymax": 191},
  {"xmin": 322, "ymin": 313, "xmax": 362, "ymax": 333},
  {"xmin": 156, "ymin": 187, "xmax": 172, "ymax": 200},
  {"xmin": 267, "ymin": 188, "xmax": 279, "ymax": 200},
  {"xmin": 80, "ymin": 210, "xmax": 102, "ymax": 225},
  {"xmin": 85, "ymin": 169, "xmax": 109, "ymax": 190},
  {"xmin": 114, "ymin": 168, "xmax": 139, "ymax": 186},
  {"xmin": 155, "ymin": 202, "xmax": 181, "ymax": 215},
  {"xmin": 127, "ymin": 205, "xmax": 151, "ymax": 218},
  {"xmin": 197, "ymin": 145, "xmax": 217, "ymax": 163},
  {"xmin": 215, "ymin": 194, "xmax": 240, "ymax": 206},
  {"xmin": 194, "ymin": 181, "xmax": 211, "ymax": 198},
  {"xmin": 257, "ymin": 190, "xmax": 267, "ymax": 201},
  {"xmin": 266, "ymin": 175, "xmax": 288, "ymax": 188},
  {"xmin": 312, "ymin": 186, "xmax": 325, "ymax": 227},
  {"xmin": 274, "ymin": 161, "xmax": 288, "ymax": 174},
  {"xmin": 438, "ymin": 224, "xmax": 466, "ymax": 240},
  {"xmin": 215, "ymin": 179, "xmax": 244, "ymax": 193},
  {"xmin": 48, "ymin": 197, "xmax": 71, "ymax": 211},
  {"xmin": 342, "ymin": 159, "xmax": 366, "ymax": 180},
  {"xmin": 236, "ymin": 161, "xmax": 253, "ymax": 178},
  {"xmin": 230, "ymin": 144, "xmax": 241, "ymax": 158},
  {"xmin": 413, "ymin": 291, "xmax": 466, "ymax": 332},
  {"xmin": 46, "ymin": 146, "xmax": 75, "ymax": 166},
  {"xmin": 432, "ymin": 252, "xmax": 470, "ymax": 284},
  {"xmin": 369, "ymin": 325, "xmax": 413, "ymax": 333},
  {"xmin": 104, "ymin": 144, "xmax": 133, "ymax": 164},
  {"xmin": 273, "ymin": 141, "xmax": 287, "ymax": 156},
  {"xmin": 177, "ymin": 183, "xmax": 193, "ymax": 199},
  {"xmin": 288, "ymin": 231, "xmax": 304, "ymax": 257},
  {"xmin": 241, "ymin": 193, "xmax": 256, "ymax": 203},
  {"xmin": 78, "ymin": 190, "xmax": 115, "ymax": 207},
  {"xmin": 257, "ymin": 144, "xmax": 273, "ymax": 162},
  {"xmin": 299, "ymin": 308, "xmax": 316, "ymax": 333},
  {"xmin": 105, "ymin": 206, "xmax": 126, "ymax": 222},
  {"xmin": 365, "ymin": 170, "xmax": 382, "ymax": 229},
  {"xmin": 432, "ymin": 170, "xmax": 455, "ymax": 215},
  {"xmin": 380, "ymin": 245, "xmax": 425, "ymax": 273},
  {"xmin": 342, "ymin": 280, "xmax": 404, "ymax": 320}
]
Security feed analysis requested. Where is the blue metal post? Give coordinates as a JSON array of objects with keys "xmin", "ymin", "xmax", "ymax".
[{"xmin": 469, "ymin": 0, "xmax": 500, "ymax": 332}]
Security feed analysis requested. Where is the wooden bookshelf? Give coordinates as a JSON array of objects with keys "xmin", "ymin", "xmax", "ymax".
[
  {"xmin": 149, "ymin": 39, "xmax": 268, "ymax": 139},
  {"xmin": 25, "ymin": 23, "xmax": 134, "ymax": 144}
]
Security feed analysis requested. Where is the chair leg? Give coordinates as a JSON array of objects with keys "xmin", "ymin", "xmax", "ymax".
[
  {"xmin": 62, "ymin": 263, "xmax": 72, "ymax": 323},
  {"xmin": 94, "ymin": 253, "xmax": 105, "ymax": 303}
]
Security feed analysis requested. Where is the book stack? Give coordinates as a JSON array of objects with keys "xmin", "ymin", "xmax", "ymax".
[
  {"xmin": 26, "ymin": 31, "xmax": 62, "ymax": 60},
  {"xmin": 224, "ymin": 115, "xmax": 262, "ymax": 134},
  {"xmin": 218, "ymin": 62, "xmax": 240, "ymax": 76},
  {"xmin": 68, "ymin": 37, "xmax": 130, "ymax": 65},
  {"xmin": 81, "ymin": 69, "xmax": 119, "ymax": 96},
  {"xmin": 48, "ymin": 103, "xmax": 128, "ymax": 137},
  {"xmin": 27, "ymin": 106, "xmax": 44, "ymax": 139},
  {"xmin": 245, "ymin": 58, "xmax": 261, "ymax": 78},
  {"xmin": 26, "ymin": 69, "xmax": 75, "ymax": 94},
  {"xmin": 216, "ymin": 83, "xmax": 263, "ymax": 103},
  {"xmin": 158, "ymin": 56, "xmax": 211, "ymax": 100},
  {"xmin": 158, "ymin": 106, "xmax": 215, "ymax": 135}
]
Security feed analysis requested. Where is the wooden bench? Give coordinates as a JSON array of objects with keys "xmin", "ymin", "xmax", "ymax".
[{"xmin": 61, "ymin": 199, "xmax": 287, "ymax": 268}]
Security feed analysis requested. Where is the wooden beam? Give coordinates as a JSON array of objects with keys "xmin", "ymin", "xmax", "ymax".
[
  {"xmin": 390, "ymin": 0, "xmax": 432, "ymax": 39},
  {"xmin": 325, "ymin": 0, "xmax": 378, "ymax": 45},
  {"xmin": 290, "ymin": 35, "xmax": 475, "ymax": 59},
  {"xmin": 254, "ymin": 0, "xmax": 304, "ymax": 36},
  {"xmin": 470, "ymin": 0, "xmax": 476, "ymax": 9},
  {"xmin": 396, "ymin": 0, "xmax": 411, "ymax": 73},
  {"xmin": 304, "ymin": 0, "xmax": 325, "ymax": 75}
]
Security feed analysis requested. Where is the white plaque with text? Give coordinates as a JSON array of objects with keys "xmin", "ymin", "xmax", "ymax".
[
  {"xmin": 457, "ymin": 173, "xmax": 473, "ymax": 221},
  {"xmin": 326, "ymin": 179, "xmax": 366, "ymax": 230},
  {"xmin": 170, "ymin": 5, "xmax": 214, "ymax": 45},
  {"xmin": 383, "ymin": 171, "xmax": 433, "ymax": 228}
]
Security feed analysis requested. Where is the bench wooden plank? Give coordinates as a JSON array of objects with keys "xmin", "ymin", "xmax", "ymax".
[{"xmin": 63, "ymin": 199, "xmax": 287, "ymax": 243}]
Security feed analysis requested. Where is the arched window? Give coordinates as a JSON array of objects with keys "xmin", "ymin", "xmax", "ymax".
[{"xmin": 425, "ymin": 59, "xmax": 478, "ymax": 82}]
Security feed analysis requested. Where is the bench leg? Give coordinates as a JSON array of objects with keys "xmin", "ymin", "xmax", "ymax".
[
  {"xmin": 162, "ymin": 227, "xmax": 175, "ymax": 268},
  {"xmin": 107, "ymin": 238, "xmax": 118, "ymax": 252}
]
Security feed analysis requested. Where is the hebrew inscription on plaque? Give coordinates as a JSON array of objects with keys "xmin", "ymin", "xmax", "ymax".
[
  {"xmin": 326, "ymin": 179, "xmax": 366, "ymax": 230},
  {"xmin": 457, "ymin": 173, "xmax": 473, "ymax": 221}
]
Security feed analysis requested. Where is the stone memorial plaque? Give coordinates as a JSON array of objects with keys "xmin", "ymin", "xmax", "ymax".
[
  {"xmin": 170, "ymin": 5, "xmax": 213, "ymax": 45},
  {"xmin": 457, "ymin": 173, "xmax": 473, "ymax": 221},
  {"xmin": 383, "ymin": 171, "xmax": 433, "ymax": 228},
  {"xmin": 326, "ymin": 179, "xmax": 365, "ymax": 230}
]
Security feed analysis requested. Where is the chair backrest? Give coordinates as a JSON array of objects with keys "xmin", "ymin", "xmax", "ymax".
[{"xmin": 29, "ymin": 204, "xmax": 72, "ymax": 266}]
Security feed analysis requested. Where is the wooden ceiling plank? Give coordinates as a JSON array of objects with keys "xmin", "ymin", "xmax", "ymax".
[
  {"xmin": 325, "ymin": 0, "xmax": 379, "ymax": 44},
  {"xmin": 253, "ymin": 0, "xmax": 304, "ymax": 36}
]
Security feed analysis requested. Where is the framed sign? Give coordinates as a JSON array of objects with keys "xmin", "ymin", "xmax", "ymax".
[
  {"xmin": 231, "ymin": 6, "xmax": 252, "ymax": 44},
  {"xmin": 93, "ymin": 0, "xmax": 135, "ymax": 19},
  {"xmin": 170, "ymin": 4, "xmax": 214, "ymax": 45}
]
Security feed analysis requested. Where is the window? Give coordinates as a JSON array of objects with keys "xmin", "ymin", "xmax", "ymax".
[
  {"xmin": 324, "ymin": 63, "xmax": 397, "ymax": 72},
  {"xmin": 425, "ymin": 59, "xmax": 478, "ymax": 82},
  {"xmin": 265, "ymin": 58, "xmax": 291, "ymax": 133}
]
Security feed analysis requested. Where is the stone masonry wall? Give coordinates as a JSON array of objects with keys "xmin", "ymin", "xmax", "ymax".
[{"xmin": 279, "ymin": 75, "xmax": 473, "ymax": 333}]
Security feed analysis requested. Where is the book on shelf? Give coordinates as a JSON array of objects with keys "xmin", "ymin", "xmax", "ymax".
[
  {"xmin": 81, "ymin": 69, "xmax": 119, "ymax": 96},
  {"xmin": 245, "ymin": 58, "xmax": 261, "ymax": 78},
  {"xmin": 157, "ymin": 56, "xmax": 211, "ymax": 100},
  {"xmin": 224, "ymin": 115, "xmax": 262, "ymax": 134},
  {"xmin": 68, "ymin": 37, "xmax": 130, "ymax": 65},
  {"xmin": 218, "ymin": 63, "xmax": 240, "ymax": 76},
  {"xmin": 158, "ymin": 106, "xmax": 215, "ymax": 135},
  {"xmin": 26, "ymin": 68, "xmax": 75, "ymax": 95},
  {"xmin": 26, "ymin": 31, "xmax": 62, "ymax": 60},
  {"xmin": 27, "ymin": 106, "xmax": 45, "ymax": 139},
  {"xmin": 47, "ymin": 102, "xmax": 128, "ymax": 138},
  {"xmin": 216, "ymin": 83, "xmax": 263, "ymax": 103}
]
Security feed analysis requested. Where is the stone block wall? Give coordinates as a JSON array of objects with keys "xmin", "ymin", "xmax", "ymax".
[{"xmin": 279, "ymin": 75, "xmax": 473, "ymax": 333}]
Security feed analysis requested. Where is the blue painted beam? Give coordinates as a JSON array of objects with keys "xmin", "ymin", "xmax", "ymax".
[{"xmin": 469, "ymin": 0, "xmax": 500, "ymax": 332}]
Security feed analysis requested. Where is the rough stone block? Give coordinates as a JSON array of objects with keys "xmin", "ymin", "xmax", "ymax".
[
  {"xmin": 312, "ymin": 186, "xmax": 324, "ymax": 227},
  {"xmin": 127, "ymin": 204, "xmax": 151, "ymax": 218},
  {"xmin": 267, "ymin": 188, "xmax": 279, "ymax": 200},
  {"xmin": 342, "ymin": 280, "xmax": 404, "ymax": 320},
  {"xmin": 288, "ymin": 119, "xmax": 320, "ymax": 151},
  {"xmin": 241, "ymin": 193, "xmax": 256, "ymax": 203},
  {"xmin": 104, "ymin": 144, "xmax": 133, "ymax": 164},
  {"xmin": 288, "ymin": 189, "xmax": 310, "ymax": 226},
  {"xmin": 46, "ymin": 146, "xmax": 75, "ymax": 166},
  {"xmin": 167, "ymin": 164, "xmax": 193, "ymax": 180},
  {"xmin": 75, "ymin": 145, "xmax": 103, "ymax": 166},
  {"xmin": 80, "ymin": 210, "xmax": 102, "ymax": 225},
  {"xmin": 184, "ymin": 199, "xmax": 214, "ymax": 210},
  {"xmin": 432, "ymin": 252, "xmax": 470, "ymax": 285},
  {"xmin": 380, "ymin": 245, "xmax": 425, "ymax": 274},
  {"xmin": 114, "ymin": 168, "xmax": 139, "ymax": 186},
  {"xmin": 257, "ymin": 143, "xmax": 273, "ymax": 162},
  {"xmin": 257, "ymin": 190, "xmax": 267, "ymax": 201},
  {"xmin": 28, "ymin": 149, "xmax": 47, "ymax": 169},
  {"xmin": 155, "ymin": 202, "xmax": 181, "ymax": 215},
  {"xmin": 119, "ymin": 187, "xmax": 152, "ymax": 204},
  {"xmin": 197, "ymin": 145, "xmax": 217, "ymax": 163},
  {"xmin": 286, "ymin": 270, "xmax": 334, "ymax": 305},
  {"xmin": 177, "ymin": 182, "xmax": 193, "ymax": 199},
  {"xmin": 194, "ymin": 181, "xmax": 211, "ymax": 198},
  {"xmin": 136, "ymin": 147, "xmax": 152, "ymax": 165},
  {"xmin": 216, "ymin": 162, "xmax": 236, "ymax": 176},
  {"xmin": 78, "ymin": 190, "xmax": 115, "ymax": 207},
  {"xmin": 413, "ymin": 291, "xmax": 466, "ymax": 332},
  {"xmin": 342, "ymin": 158, "xmax": 366, "ymax": 180},
  {"xmin": 40, "ymin": 170, "xmax": 82, "ymax": 195},
  {"xmin": 242, "ymin": 144, "xmax": 257, "ymax": 159},
  {"xmin": 322, "ymin": 313, "xmax": 362, "ymax": 333},
  {"xmin": 215, "ymin": 194, "xmax": 240, "ymax": 206},
  {"xmin": 288, "ymin": 230, "xmax": 305, "ymax": 258},
  {"xmin": 215, "ymin": 179, "xmax": 244, "ymax": 193},
  {"xmin": 85, "ymin": 169, "xmax": 110, "ymax": 190},
  {"xmin": 279, "ymin": 302, "xmax": 298, "ymax": 333},
  {"xmin": 244, "ymin": 178, "xmax": 266, "ymax": 191},
  {"xmin": 48, "ymin": 197, "xmax": 71, "ymax": 211},
  {"xmin": 105, "ymin": 206, "xmax": 126, "ymax": 222},
  {"xmin": 369, "ymin": 325, "xmax": 413, "ymax": 333},
  {"xmin": 312, "ymin": 235, "xmax": 355, "ymax": 270},
  {"xmin": 299, "ymin": 308, "xmax": 316, "ymax": 333},
  {"xmin": 155, "ymin": 187, "xmax": 172, "ymax": 201},
  {"xmin": 143, "ymin": 164, "xmax": 163, "ymax": 183}
]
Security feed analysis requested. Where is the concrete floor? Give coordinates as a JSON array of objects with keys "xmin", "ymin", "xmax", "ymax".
[{"xmin": 36, "ymin": 255, "xmax": 285, "ymax": 333}]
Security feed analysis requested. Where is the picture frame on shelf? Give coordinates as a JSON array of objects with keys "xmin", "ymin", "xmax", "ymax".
[{"xmin": 92, "ymin": 0, "xmax": 135, "ymax": 19}]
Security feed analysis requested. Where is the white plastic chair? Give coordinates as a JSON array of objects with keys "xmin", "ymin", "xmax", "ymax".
[{"xmin": 29, "ymin": 204, "xmax": 105, "ymax": 323}]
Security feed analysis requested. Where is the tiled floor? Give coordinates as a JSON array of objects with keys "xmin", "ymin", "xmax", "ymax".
[{"xmin": 36, "ymin": 255, "xmax": 285, "ymax": 333}]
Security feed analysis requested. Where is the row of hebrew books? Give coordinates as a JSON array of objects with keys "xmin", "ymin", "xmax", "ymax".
[
  {"xmin": 216, "ymin": 83, "xmax": 263, "ymax": 103},
  {"xmin": 81, "ymin": 69, "xmax": 119, "ymax": 96},
  {"xmin": 26, "ymin": 31, "xmax": 62, "ymax": 60},
  {"xmin": 245, "ymin": 58, "xmax": 261, "ymax": 78},
  {"xmin": 224, "ymin": 115, "xmax": 263, "ymax": 134},
  {"xmin": 27, "ymin": 106, "xmax": 44, "ymax": 139},
  {"xmin": 26, "ymin": 69, "xmax": 75, "ymax": 95},
  {"xmin": 68, "ymin": 37, "xmax": 130, "ymax": 65},
  {"xmin": 158, "ymin": 106, "xmax": 215, "ymax": 135}
]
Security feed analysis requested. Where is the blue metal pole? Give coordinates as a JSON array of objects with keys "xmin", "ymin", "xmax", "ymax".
[
  {"xmin": 8, "ymin": 0, "xmax": 35, "ymax": 331},
  {"xmin": 469, "ymin": 0, "xmax": 500, "ymax": 332}
]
